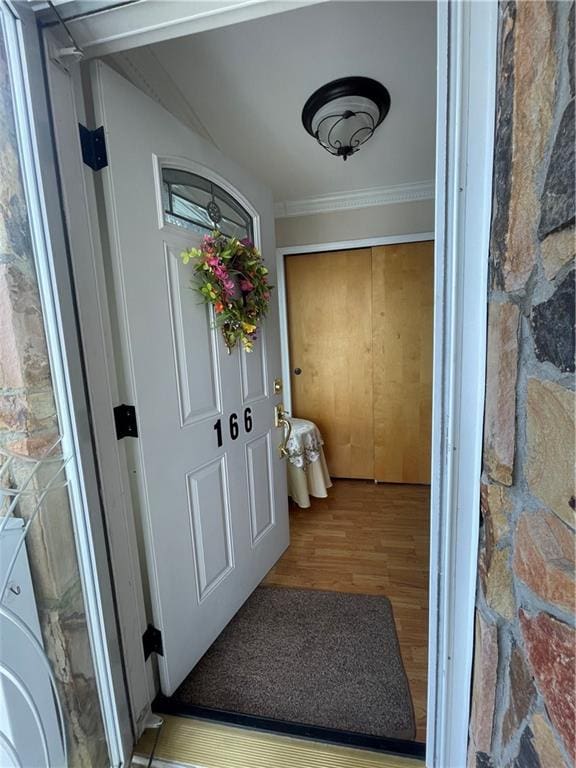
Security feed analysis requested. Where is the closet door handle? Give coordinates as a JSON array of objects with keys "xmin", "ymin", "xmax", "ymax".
[{"xmin": 294, "ymin": 367, "xmax": 302, "ymax": 375}]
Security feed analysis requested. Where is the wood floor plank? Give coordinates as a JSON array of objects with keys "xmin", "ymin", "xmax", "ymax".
[{"xmin": 263, "ymin": 479, "xmax": 430, "ymax": 743}]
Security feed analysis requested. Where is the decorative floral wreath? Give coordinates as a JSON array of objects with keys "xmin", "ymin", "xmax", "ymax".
[{"xmin": 180, "ymin": 231, "xmax": 272, "ymax": 353}]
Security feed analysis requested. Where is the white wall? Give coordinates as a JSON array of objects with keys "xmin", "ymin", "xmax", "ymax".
[{"xmin": 275, "ymin": 199, "xmax": 434, "ymax": 248}]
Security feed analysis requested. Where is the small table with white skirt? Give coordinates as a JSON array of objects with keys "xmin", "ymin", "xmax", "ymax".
[{"xmin": 285, "ymin": 418, "xmax": 332, "ymax": 508}]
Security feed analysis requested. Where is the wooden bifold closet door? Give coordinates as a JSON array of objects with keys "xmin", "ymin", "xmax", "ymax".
[
  {"xmin": 286, "ymin": 241, "xmax": 433, "ymax": 484},
  {"xmin": 372, "ymin": 242, "xmax": 434, "ymax": 484},
  {"xmin": 285, "ymin": 249, "xmax": 374, "ymax": 479}
]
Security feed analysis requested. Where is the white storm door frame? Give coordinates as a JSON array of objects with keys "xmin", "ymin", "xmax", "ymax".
[
  {"xmin": 34, "ymin": 1, "xmax": 498, "ymax": 766},
  {"xmin": 3, "ymin": 3, "xmax": 133, "ymax": 766}
]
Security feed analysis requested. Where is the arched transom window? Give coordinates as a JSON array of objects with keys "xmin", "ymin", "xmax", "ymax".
[{"xmin": 162, "ymin": 167, "xmax": 253, "ymax": 241}]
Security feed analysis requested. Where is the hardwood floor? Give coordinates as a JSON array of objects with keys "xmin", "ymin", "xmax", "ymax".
[{"xmin": 263, "ymin": 479, "xmax": 430, "ymax": 743}]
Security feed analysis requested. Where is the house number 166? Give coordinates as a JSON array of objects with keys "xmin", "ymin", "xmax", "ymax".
[{"xmin": 213, "ymin": 408, "xmax": 253, "ymax": 447}]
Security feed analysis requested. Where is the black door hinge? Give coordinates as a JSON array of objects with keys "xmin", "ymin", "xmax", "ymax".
[
  {"xmin": 142, "ymin": 624, "xmax": 164, "ymax": 661},
  {"xmin": 113, "ymin": 404, "xmax": 138, "ymax": 440},
  {"xmin": 79, "ymin": 124, "xmax": 108, "ymax": 171}
]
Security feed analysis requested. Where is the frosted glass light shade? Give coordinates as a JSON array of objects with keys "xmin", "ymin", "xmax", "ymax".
[{"xmin": 302, "ymin": 77, "xmax": 390, "ymax": 160}]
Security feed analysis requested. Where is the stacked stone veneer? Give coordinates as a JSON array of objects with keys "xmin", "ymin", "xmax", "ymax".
[
  {"xmin": 469, "ymin": 2, "xmax": 575, "ymax": 767},
  {"xmin": 0, "ymin": 24, "xmax": 108, "ymax": 768}
]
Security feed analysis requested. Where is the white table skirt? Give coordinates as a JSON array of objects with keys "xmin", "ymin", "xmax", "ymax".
[{"xmin": 286, "ymin": 418, "xmax": 332, "ymax": 509}]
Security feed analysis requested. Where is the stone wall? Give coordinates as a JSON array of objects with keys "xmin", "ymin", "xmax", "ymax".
[
  {"xmin": 0, "ymin": 22, "xmax": 108, "ymax": 768},
  {"xmin": 469, "ymin": 2, "xmax": 575, "ymax": 767}
]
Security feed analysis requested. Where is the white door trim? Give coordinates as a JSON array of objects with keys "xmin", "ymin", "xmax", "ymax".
[
  {"xmin": 428, "ymin": 3, "xmax": 497, "ymax": 765},
  {"xmin": 33, "ymin": 1, "xmax": 498, "ymax": 766},
  {"xmin": 41, "ymin": 29, "xmax": 153, "ymax": 738},
  {"xmin": 276, "ymin": 231, "xmax": 435, "ymax": 416}
]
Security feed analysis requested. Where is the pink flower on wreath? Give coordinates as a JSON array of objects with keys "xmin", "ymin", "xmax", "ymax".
[
  {"xmin": 221, "ymin": 277, "xmax": 236, "ymax": 297},
  {"xmin": 240, "ymin": 279, "xmax": 254, "ymax": 292},
  {"xmin": 212, "ymin": 264, "xmax": 227, "ymax": 280}
]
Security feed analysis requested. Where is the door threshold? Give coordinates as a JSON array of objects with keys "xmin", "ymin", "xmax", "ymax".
[
  {"xmin": 134, "ymin": 713, "xmax": 425, "ymax": 768},
  {"xmin": 153, "ymin": 696, "xmax": 425, "ymax": 760}
]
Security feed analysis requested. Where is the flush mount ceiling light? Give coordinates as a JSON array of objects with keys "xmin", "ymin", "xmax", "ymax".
[{"xmin": 302, "ymin": 77, "xmax": 391, "ymax": 161}]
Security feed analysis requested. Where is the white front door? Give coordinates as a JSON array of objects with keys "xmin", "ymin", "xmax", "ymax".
[{"xmin": 91, "ymin": 62, "xmax": 289, "ymax": 695}]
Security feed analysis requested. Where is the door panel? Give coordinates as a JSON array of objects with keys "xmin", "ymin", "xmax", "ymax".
[
  {"xmin": 372, "ymin": 241, "xmax": 434, "ymax": 484},
  {"xmin": 286, "ymin": 250, "xmax": 374, "ymax": 479},
  {"xmin": 92, "ymin": 62, "xmax": 288, "ymax": 695},
  {"xmin": 165, "ymin": 245, "xmax": 222, "ymax": 425},
  {"xmin": 186, "ymin": 457, "xmax": 234, "ymax": 601},
  {"xmin": 240, "ymin": 342, "xmax": 268, "ymax": 404},
  {"xmin": 246, "ymin": 432, "xmax": 275, "ymax": 544}
]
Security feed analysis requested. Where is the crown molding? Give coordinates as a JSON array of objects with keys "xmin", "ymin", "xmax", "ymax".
[{"xmin": 274, "ymin": 180, "xmax": 435, "ymax": 219}]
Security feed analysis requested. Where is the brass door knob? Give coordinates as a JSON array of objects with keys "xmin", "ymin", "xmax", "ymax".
[{"xmin": 274, "ymin": 404, "xmax": 292, "ymax": 458}]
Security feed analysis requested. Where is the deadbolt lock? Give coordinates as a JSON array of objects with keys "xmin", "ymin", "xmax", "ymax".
[{"xmin": 273, "ymin": 377, "xmax": 283, "ymax": 394}]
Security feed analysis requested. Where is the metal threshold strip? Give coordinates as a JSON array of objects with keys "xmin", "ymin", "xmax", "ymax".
[{"xmin": 132, "ymin": 715, "xmax": 424, "ymax": 768}]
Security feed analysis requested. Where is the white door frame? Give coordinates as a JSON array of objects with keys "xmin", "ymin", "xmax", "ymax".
[
  {"xmin": 41, "ymin": 27, "xmax": 154, "ymax": 739},
  {"xmin": 428, "ymin": 3, "xmax": 496, "ymax": 764},
  {"xmin": 276, "ymin": 231, "xmax": 435, "ymax": 416},
  {"xmin": 31, "ymin": 1, "xmax": 498, "ymax": 766}
]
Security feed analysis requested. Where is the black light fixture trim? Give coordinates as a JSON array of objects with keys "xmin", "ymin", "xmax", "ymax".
[{"xmin": 302, "ymin": 77, "xmax": 391, "ymax": 160}]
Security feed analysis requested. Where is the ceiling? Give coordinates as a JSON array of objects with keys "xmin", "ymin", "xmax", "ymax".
[{"xmin": 111, "ymin": 1, "xmax": 436, "ymax": 204}]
